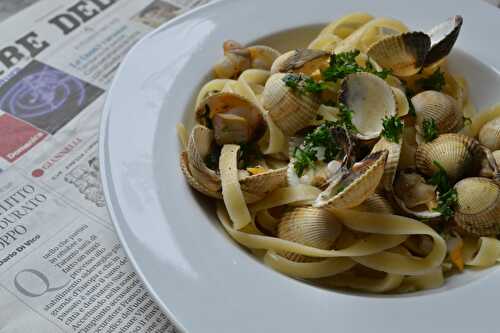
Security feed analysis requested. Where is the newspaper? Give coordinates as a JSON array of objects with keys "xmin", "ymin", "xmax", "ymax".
[{"xmin": 0, "ymin": 0, "xmax": 211, "ymax": 332}]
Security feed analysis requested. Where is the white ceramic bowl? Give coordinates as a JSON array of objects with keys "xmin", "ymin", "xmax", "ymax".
[{"xmin": 100, "ymin": 1, "xmax": 500, "ymax": 332}]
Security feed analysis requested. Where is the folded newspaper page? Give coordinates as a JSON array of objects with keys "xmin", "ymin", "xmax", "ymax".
[{"xmin": 0, "ymin": 0, "xmax": 210, "ymax": 332}]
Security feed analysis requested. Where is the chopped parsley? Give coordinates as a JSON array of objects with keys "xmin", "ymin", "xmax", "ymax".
[
  {"xmin": 428, "ymin": 161, "xmax": 458, "ymax": 220},
  {"xmin": 381, "ymin": 116, "xmax": 404, "ymax": 143},
  {"xmin": 463, "ymin": 116, "xmax": 472, "ymax": 127},
  {"xmin": 293, "ymin": 122, "xmax": 341, "ymax": 176},
  {"xmin": 337, "ymin": 103, "xmax": 358, "ymax": 132},
  {"xmin": 422, "ymin": 118, "xmax": 439, "ymax": 142},
  {"xmin": 435, "ymin": 188, "xmax": 458, "ymax": 219},
  {"xmin": 321, "ymin": 50, "xmax": 391, "ymax": 82},
  {"xmin": 417, "ymin": 68, "xmax": 446, "ymax": 92},
  {"xmin": 282, "ymin": 74, "xmax": 329, "ymax": 95}
]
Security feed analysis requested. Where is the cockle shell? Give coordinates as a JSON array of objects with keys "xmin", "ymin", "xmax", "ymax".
[
  {"xmin": 278, "ymin": 207, "xmax": 342, "ymax": 262},
  {"xmin": 354, "ymin": 193, "xmax": 395, "ymax": 214},
  {"xmin": 187, "ymin": 125, "xmax": 221, "ymax": 192},
  {"xmin": 393, "ymin": 171, "xmax": 440, "ymax": 219},
  {"xmin": 367, "ymin": 31, "xmax": 431, "ymax": 77},
  {"xmin": 412, "ymin": 91, "xmax": 463, "ymax": 136},
  {"xmin": 338, "ymin": 72, "xmax": 397, "ymax": 140},
  {"xmin": 262, "ymin": 73, "xmax": 320, "ymax": 136},
  {"xmin": 314, "ymin": 150, "xmax": 388, "ymax": 209},
  {"xmin": 182, "ymin": 125, "xmax": 286, "ymax": 203},
  {"xmin": 180, "ymin": 151, "xmax": 222, "ymax": 199},
  {"xmin": 372, "ymin": 137, "xmax": 402, "ymax": 191},
  {"xmin": 392, "ymin": 87, "xmax": 410, "ymax": 117},
  {"xmin": 425, "ymin": 15, "xmax": 463, "ymax": 67},
  {"xmin": 478, "ymin": 117, "xmax": 500, "ymax": 151},
  {"xmin": 270, "ymin": 49, "xmax": 330, "ymax": 76},
  {"xmin": 454, "ymin": 177, "xmax": 500, "ymax": 236},
  {"xmin": 415, "ymin": 134, "xmax": 480, "ymax": 183},
  {"xmin": 196, "ymin": 92, "xmax": 264, "ymax": 145},
  {"xmin": 286, "ymin": 160, "xmax": 342, "ymax": 190},
  {"xmin": 248, "ymin": 45, "xmax": 281, "ymax": 70}
]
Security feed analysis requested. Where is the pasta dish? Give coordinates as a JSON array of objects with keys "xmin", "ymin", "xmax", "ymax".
[{"xmin": 178, "ymin": 13, "xmax": 500, "ymax": 293}]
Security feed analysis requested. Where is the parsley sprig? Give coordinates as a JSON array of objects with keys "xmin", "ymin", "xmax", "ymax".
[
  {"xmin": 428, "ymin": 161, "xmax": 458, "ymax": 219},
  {"xmin": 321, "ymin": 50, "xmax": 390, "ymax": 82},
  {"xmin": 381, "ymin": 116, "xmax": 404, "ymax": 143},
  {"xmin": 283, "ymin": 73, "xmax": 330, "ymax": 95},
  {"xmin": 417, "ymin": 68, "xmax": 446, "ymax": 92},
  {"xmin": 422, "ymin": 118, "xmax": 439, "ymax": 142},
  {"xmin": 337, "ymin": 103, "xmax": 357, "ymax": 132},
  {"xmin": 293, "ymin": 122, "xmax": 341, "ymax": 177}
]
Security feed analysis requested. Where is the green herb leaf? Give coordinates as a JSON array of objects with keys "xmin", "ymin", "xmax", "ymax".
[
  {"xmin": 422, "ymin": 118, "xmax": 439, "ymax": 142},
  {"xmin": 381, "ymin": 116, "xmax": 404, "ymax": 143},
  {"xmin": 282, "ymin": 74, "xmax": 329, "ymax": 95},
  {"xmin": 337, "ymin": 103, "xmax": 358, "ymax": 132},
  {"xmin": 292, "ymin": 122, "xmax": 341, "ymax": 176},
  {"xmin": 434, "ymin": 188, "xmax": 458, "ymax": 220},
  {"xmin": 429, "ymin": 161, "xmax": 451, "ymax": 193},
  {"xmin": 321, "ymin": 50, "xmax": 391, "ymax": 82},
  {"xmin": 463, "ymin": 116, "xmax": 472, "ymax": 127},
  {"xmin": 293, "ymin": 146, "xmax": 317, "ymax": 177},
  {"xmin": 417, "ymin": 68, "xmax": 446, "ymax": 92},
  {"xmin": 429, "ymin": 161, "xmax": 457, "ymax": 219}
]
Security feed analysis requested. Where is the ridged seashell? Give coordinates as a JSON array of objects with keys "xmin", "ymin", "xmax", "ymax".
[
  {"xmin": 415, "ymin": 134, "xmax": 480, "ymax": 183},
  {"xmin": 187, "ymin": 125, "xmax": 221, "ymax": 192},
  {"xmin": 367, "ymin": 32, "xmax": 431, "ymax": 77},
  {"xmin": 425, "ymin": 16, "xmax": 463, "ymax": 67},
  {"xmin": 454, "ymin": 177, "xmax": 500, "ymax": 236},
  {"xmin": 412, "ymin": 91, "xmax": 463, "ymax": 136},
  {"xmin": 196, "ymin": 92, "xmax": 264, "ymax": 145},
  {"xmin": 479, "ymin": 149, "xmax": 500, "ymax": 179},
  {"xmin": 262, "ymin": 73, "xmax": 320, "ymax": 136},
  {"xmin": 479, "ymin": 117, "xmax": 500, "ymax": 151},
  {"xmin": 354, "ymin": 193, "xmax": 395, "ymax": 214},
  {"xmin": 314, "ymin": 150, "xmax": 388, "ymax": 209},
  {"xmin": 240, "ymin": 167, "xmax": 288, "ymax": 199},
  {"xmin": 180, "ymin": 151, "xmax": 222, "ymax": 199},
  {"xmin": 277, "ymin": 207, "xmax": 342, "ymax": 262},
  {"xmin": 393, "ymin": 171, "xmax": 440, "ymax": 219},
  {"xmin": 338, "ymin": 72, "xmax": 396, "ymax": 140},
  {"xmin": 372, "ymin": 137, "xmax": 402, "ymax": 191},
  {"xmin": 248, "ymin": 45, "xmax": 281, "ymax": 70},
  {"xmin": 270, "ymin": 49, "xmax": 330, "ymax": 75},
  {"xmin": 392, "ymin": 87, "xmax": 410, "ymax": 117}
]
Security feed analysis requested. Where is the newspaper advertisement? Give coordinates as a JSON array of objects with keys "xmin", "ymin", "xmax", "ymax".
[{"xmin": 0, "ymin": 0, "xmax": 211, "ymax": 331}]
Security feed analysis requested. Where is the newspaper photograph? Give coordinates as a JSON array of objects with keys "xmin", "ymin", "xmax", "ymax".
[{"xmin": 0, "ymin": 0, "xmax": 213, "ymax": 331}]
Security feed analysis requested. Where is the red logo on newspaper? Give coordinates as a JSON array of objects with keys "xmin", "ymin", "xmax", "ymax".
[
  {"xmin": 32, "ymin": 169, "xmax": 44, "ymax": 178},
  {"xmin": 0, "ymin": 113, "xmax": 47, "ymax": 162}
]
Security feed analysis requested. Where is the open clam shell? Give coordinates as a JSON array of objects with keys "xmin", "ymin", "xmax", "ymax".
[
  {"xmin": 479, "ymin": 117, "xmax": 500, "ymax": 151},
  {"xmin": 187, "ymin": 125, "xmax": 221, "ymax": 192},
  {"xmin": 393, "ymin": 171, "xmax": 440, "ymax": 219},
  {"xmin": 339, "ymin": 72, "xmax": 397, "ymax": 140},
  {"xmin": 367, "ymin": 31, "xmax": 430, "ymax": 77},
  {"xmin": 425, "ymin": 15, "xmax": 463, "ymax": 67},
  {"xmin": 270, "ymin": 49, "xmax": 330, "ymax": 75},
  {"xmin": 240, "ymin": 167, "xmax": 288, "ymax": 200},
  {"xmin": 248, "ymin": 45, "xmax": 281, "ymax": 70},
  {"xmin": 196, "ymin": 92, "xmax": 264, "ymax": 145},
  {"xmin": 262, "ymin": 73, "xmax": 320, "ymax": 136},
  {"xmin": 454, "ymin": 177, "xmax": 500, "ymax": 236},
  {"xmin": 413, "ymin": 91, "xmax": 463, "ymax": 136},
  {"xmin": 415, "ymin": 134, "xmax": 480, "ymax": 183},
  {"xmin": 314, "ymin": 150, "xmax": 388, "ymax": 209},
  {"xmin": 372, "ymin": 137, "xmax": 402, "ymax": 191},
  {"xmin": 278, "ymin": 207, "xmax": 343, "ymax": 262},
  {"xmin": 180, "ymin": 151, "xmax": 222, "ymax": 199},
  {"xmin": 354, "ymin": 193, "xmax": 395, "ymax": 214}
]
